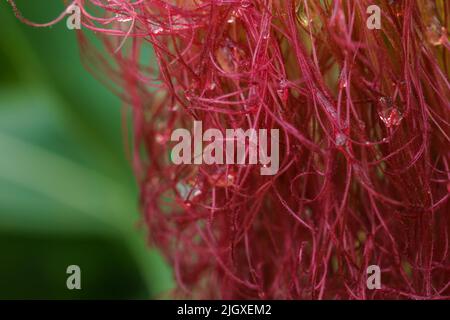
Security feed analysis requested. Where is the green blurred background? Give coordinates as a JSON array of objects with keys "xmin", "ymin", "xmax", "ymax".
[{"xmin": 0, "ymin": 1, "xmax": 173, "ymax": 299}]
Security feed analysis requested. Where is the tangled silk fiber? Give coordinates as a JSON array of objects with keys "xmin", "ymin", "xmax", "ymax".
[{"xmin": 9, "ymin": 0, "xmax": 450, "ymax": 299}]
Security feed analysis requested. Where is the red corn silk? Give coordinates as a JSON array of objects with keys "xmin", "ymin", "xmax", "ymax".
[{"xmin": 9, "ymin": 0, "xmax": 450, "ymax": 299}]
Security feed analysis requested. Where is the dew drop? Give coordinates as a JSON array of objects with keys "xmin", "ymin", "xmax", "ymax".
[
  {"xmin": 227, "ymin": 16, "xmax": 236, "ymax": 24},
  {"xmin": 147, "ymin": 20, "xmax": 164, "ymax": 34},
  {"xmin": 298, "ymin": 12, "xmax": 311, "ymax": 27},
  {"xmin": 228, "ymin": 10, "xmax": 241, "ymax": 24},
  {"xmin": 316, "ymin": 91, "xmax": 338, "ymax": 120},
  {"xmin": 338, "ymin": 71, "xmax": 349, "ymax": 89},
  {"xmin": 377, "ymin": 97, "xmax": 403, "ymax": 128},
  {"xmin": 185, "ymin": 89, "xmax": 195, "ymax": 101},
  {"xmin": 378, "ymin": 107, "xmax": 403, "ymax": 128},
  {"xmin": 169, "ymin": 15, "xmax": 190, "ymax": 31},
  {"xmin": 240, "ymin": 0, "xmax": 251, "ymax": 8},
  {"xmin": 277, "ymin": 79, "xmax": 289, "ymax": 101},
  {"xmin": 208, "ymin": 82, "xmax": 217, "ymax": 91},
  {"xmin": 335, "ymin": 133, "xmax": 347, "ymax": 146},
  {"xmin": 418, "ymin": 1, "xmax": 446, "ymax": 46},
  {"xmin": 425, "ymin": 25, "xmax": 445, "ymax": 46},
  {"xmin": 277, "ymin": 89, "xmax": 287, "ymax": 101},
  {"xmin": 155, "ymin": 133, "xmax": 166, "ymax": 144},
  {"xmin": 208, "ymin": 169, "xmax": 236, "ymax": 188},
  {"xmin": 279, "ymin": 78, "xmax": 288, "ymax": 88},
  {"xmin": 176, "ymin": 182, "xmax": 202, "ymax": 200},
  {"xmin": 116, "ymin": 14, "xmax": 132, "ymax": 22},
  {"xmin": 150, "ymin": 25, "xmax": 164, "ymax": 34}
]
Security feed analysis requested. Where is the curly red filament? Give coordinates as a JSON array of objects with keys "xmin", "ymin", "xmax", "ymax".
[{"xmin": 9, "ymin": 0, "xmax": 450, "ymax": 299}]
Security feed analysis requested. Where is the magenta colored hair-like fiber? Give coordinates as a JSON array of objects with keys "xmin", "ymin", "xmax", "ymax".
[{"xmin": 9, "ymin": 0, "xmax": 450, "ymax": 299}]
